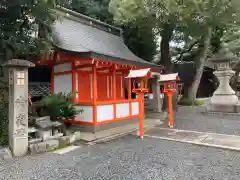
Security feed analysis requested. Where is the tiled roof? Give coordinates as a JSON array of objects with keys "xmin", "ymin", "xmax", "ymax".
[
  {"xmin": 28, "ymin": 82, "xmax": 50, "ymax": 97},
  {"xmin": 52, "ymin": 7, "xmax": 159, "ymax": 67}
]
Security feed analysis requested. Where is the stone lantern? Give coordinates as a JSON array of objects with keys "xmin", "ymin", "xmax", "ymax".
[{"xmin": 208, "ymin": 44, "xmax": 240, "ymax": 112}]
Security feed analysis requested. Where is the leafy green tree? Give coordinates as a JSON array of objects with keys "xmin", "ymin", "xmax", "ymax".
[
  {"xmin": 109, "ymin": 0, "xmax": 240, "ymax": 102},
  {"xmin": 0, "ymin": 0, "xmax": 59, "ymax": 62}
]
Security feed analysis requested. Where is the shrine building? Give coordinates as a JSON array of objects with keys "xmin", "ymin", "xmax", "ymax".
[{"xmin": 38, "ymin": 7, "xmax": 163, "ymax": 132}]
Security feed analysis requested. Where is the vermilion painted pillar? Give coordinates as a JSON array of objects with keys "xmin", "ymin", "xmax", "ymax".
[
  {"xmin": 128, "ymin": 78, "xmax": 132, "ymax": 116},
  {"xmin": 92, "ymin": 63, "xmax": 97, "ymax": 125},
  {"xmin": 138, "ymin": 93, "xmax": 144, "ymax": 138},
  {"xmin": 112, "ymin": 65, "xmax": 117, "ymax": 120},
  {"xmin": 72, "ymin": 62, "xmax": 77, "ymax": 103},
  {"xmin": 167, "ymin": 92, "xmax": 174, "ymax": 128}
]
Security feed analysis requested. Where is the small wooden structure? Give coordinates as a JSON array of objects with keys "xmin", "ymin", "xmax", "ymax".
[
  {"xmin": 38, "ymin": 7, "xmax": 162, "ymax": 132},
  {"xmin": 159, "ymin": 73, "xmax": 180, "ymax": 128},
  {"xmin": 126, "ymin": 68, "xmax": 152, "ymax": 138}
]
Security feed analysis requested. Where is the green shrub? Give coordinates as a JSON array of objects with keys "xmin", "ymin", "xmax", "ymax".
[
  {"xmin": 0, "ymin": 101, "xmax": 8, "ymax": 146},
  {"xmin": 178, "ymin": 98, "xmax": 204, "ymax": 106},
  {"xmin": 41, "ymin": 92, "xmax": 83, "ymax": 121},
  {"xmin": 193, "ymin": 100, "xmax": 205, "ymax": 106}
]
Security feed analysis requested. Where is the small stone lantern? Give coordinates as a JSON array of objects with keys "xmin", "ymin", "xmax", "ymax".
[{"xmin": 207, "ymin": 44, "xmax": 239, "ymax": 112}]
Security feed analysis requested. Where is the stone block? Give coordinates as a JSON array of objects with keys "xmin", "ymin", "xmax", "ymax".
[
  {"xmin": 52, "ymin": 121, "xmax": 63, "ymax": 127},
  {"xmin": 69, "ymin": 134, "xmax": 76, "ymax": 144},
  {"xmin": 74, "ymin": 131, "xmax": 81, "ymax": 141},
  {"xmin": 0, "ymin": 147, "xmax": 12, "ymax": 160},
  {"xmin": 37, "ymin": 130, "xmax": 52, "ymax": 141},
  {"xmin": 46, "ymin": 140, "xmax": 59, "ymax": 151},
  {"xmin": 29, "ymin": 142, "xmax": 47, "ymax": 154},
  {"xmin": 59, "ymin": 136, "xmax": 71, "ymax": 147},
  {"xmin": 35, "ymin": 116, "xmax": 53, "ymax": 130}
]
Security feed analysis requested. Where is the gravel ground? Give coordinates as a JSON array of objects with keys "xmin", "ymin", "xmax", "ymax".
[
  {"xmin": 160, "ymin": 105, "xmax": 240, "ymax": 136},
  {"xmin": 0, "ymin": 135, "xmax": 240, "ymax": 180}
]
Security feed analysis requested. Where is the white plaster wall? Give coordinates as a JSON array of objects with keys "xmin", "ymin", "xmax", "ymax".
[
  {"xmin": 54, "ymin": 63, "xmax": 72, "ymax": 72},
  {"xmin": 116, "ymin": 103, "xmax": 130, "ymax": 118},
  {"xmin": 97, "ymin": 105, "xmax": 114, "ymax": 122},
  {"xmin": 131, "ymin": 102, "xmax": 139, "ymax": 115},
  {"xmin": 54, "ymin": 74, "xmax": 72, "ymax": 94},
  {"xmin": 74, "ymin": 105, "xmax": 93, "ymax": 122}
]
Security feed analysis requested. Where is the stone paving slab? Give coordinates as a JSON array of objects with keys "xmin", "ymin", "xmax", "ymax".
[
  {"xmin": 160, "ymin": 105, "xmax": 240, "ymax": 136},
  {"xmin": 145, "ymin": 127, "xmax": 240, "ymax": 151}
]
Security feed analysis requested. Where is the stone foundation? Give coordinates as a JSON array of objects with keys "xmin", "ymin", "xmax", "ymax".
[
  {"xmin": 70, "ymin": 118, "xmax": 138, "ymax": 133},
  {"xmin": 207, "ymin": 103, "xmax": 240, "ymax": 113}
]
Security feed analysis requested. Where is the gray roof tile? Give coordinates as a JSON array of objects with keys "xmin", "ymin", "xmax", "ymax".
[{"xmin": 52, "ymin": 7, "xmax": 158, "ymax": 67}]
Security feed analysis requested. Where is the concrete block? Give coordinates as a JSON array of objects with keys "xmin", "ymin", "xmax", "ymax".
[
  {"xmin": 73, "ymin": 131, "xmax": 81, "ymax": 141},
  {"xmin": 29, "ymin": 142, "xmax": 47, "ymax": 154},
  {"xmin": 37, "ymin": 130, "xmax": 52, "ymax": 141},
  {"xmin": 59, "ymin": 136, "xmax": 70, "ymax": 147},
  {"xmin": 0, "ymin": 147, "xmax": 12, "ymax": 160},
  {"xmin": 46, "ymin": 139, "xmax": 59, "ymax": 151},
  {"xmin": 69, "ymin": 134, "xmax": 75, "ymax": 144}
]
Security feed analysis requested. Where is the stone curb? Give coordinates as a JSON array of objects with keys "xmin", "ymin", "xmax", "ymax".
[
  {"xmin": 144, "ymin": 135, "xmax": 240, "ymax": 151},
  {"xmin": 200, "ymin": 111, "xmax": 240, "ymax": 117},
  {"xmin": 144, "ymin": 127, "xmax": 240, "ymax": 152},
  {"xmin": 0, "ymin": 147, "xmax": 12, "ymax": 160},
  {"xmin": 89, "ymin": 122, "xmax": 164, "ymax": 145}
]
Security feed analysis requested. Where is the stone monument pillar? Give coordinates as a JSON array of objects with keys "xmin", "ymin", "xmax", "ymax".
[
  {"xmin": 3, "ymin": 59, "xmax": 34, "ymax": 156},
  {"xmin": 151, "ymin": 78, "xmax": 162, "ymax": 112},
  {"xmin": 208, "ymin": 45, "xmax": 239, "ymax": 113}
]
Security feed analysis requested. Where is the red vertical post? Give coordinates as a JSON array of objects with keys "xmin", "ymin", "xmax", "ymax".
[
  {"xmin": 92, "ymin": 63, "xmax": 97, "ymax": 125},
  {"xmin": 138, "ymin": 79, "xmax": 145, "ymax": 138},
  {"xmin": 138, "ymin": 92, "xmax": 144, "ymax": 138},
  {"xmin": 128, "ymin": 78, "xmax": 132, "ymax": 100},
  {"xmin": 72, "ymin": 62, "xmax": 77, "ymax": 103},
  {"xmin": 112, "ymin": 65, "xmax": 117, "ymax": 120},
  {"xmin": 128, "ymin": 78, "xmax": 132, "ymax": 116},
  {"xmin": 168, "ymin": 92, "xmax": 174, "ymax": 128}
]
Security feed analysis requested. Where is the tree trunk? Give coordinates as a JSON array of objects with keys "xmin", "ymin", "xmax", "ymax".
[
  {"xmin": 187, "ymin": 27, "xmax": 212, "ymax": 102},
  {"xmin": 160, "ymin": 23, "xmax": 175, "ymax": 111},
  {"xmin": 160, "ymin": 23, "xmax": 174, "ymax": 73}
]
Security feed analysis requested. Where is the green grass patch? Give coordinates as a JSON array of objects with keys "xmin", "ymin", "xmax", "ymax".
[
  {"xmin": 47, "ymin": 144, "xmax": 71, "ymax": 152},
  {"xmin": 178, "ymin": 98, "xmax": 204, "ymax": 106}
]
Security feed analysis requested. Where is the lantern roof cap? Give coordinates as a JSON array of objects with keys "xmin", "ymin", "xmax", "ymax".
[
  {"xmin": 208, "ymin": 43, "xmax": 238, "ymax": 63},
  {"xmin": 159, "ymin": 73, "xmax": 179, "ymax": 82},
  {"xmin": 126, "ymin": 68, "xmax": 151, "ymax": 78}
]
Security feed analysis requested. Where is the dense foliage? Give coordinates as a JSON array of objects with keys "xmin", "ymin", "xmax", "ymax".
[
  {"xmin": 0, "ymin": 0, "xmax": 61, "ymax": 62},
  {"xmin": 41, "ymin": 92, "xmax": 82, "ymax": 121},
  {"xmin": 0, "ymin": 101, "xmax": 8, "ymax": 146},
  {"xmin": 109, "ymin": 0, "xmax": 240, "ymax": 102}
]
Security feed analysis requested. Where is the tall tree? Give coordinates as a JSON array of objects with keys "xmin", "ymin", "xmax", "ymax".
[
  {"xmin": 109, "ymin": 0, "xmax": 240, "ymax": 102},
  {"xmin": 109, "ymin": 0, "xmax": 191, "ymax": 72},
  {"xmin": 184, "ymin": 0, "xmax": 240, "ymax": 102},
  {"xmin": 0, "ymin": 0, "xmax": 59, "ymax": 62}
]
